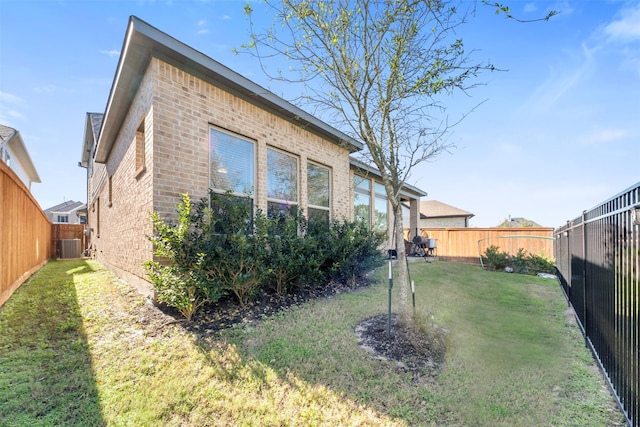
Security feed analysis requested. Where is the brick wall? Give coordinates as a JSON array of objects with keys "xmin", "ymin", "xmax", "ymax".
[{"xmin": 87, "ymin": 57, "xmax": 353, "ymax": 295}]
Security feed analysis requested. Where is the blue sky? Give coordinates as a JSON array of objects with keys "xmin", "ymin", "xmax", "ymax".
[{"xmin": 1, "ymin": 0, "xmax": 638, "ymax": 227}]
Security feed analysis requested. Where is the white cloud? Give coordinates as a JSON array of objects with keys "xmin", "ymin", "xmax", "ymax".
[
  {"xmin": 99, "ymin": 49, "xmax": 120, "ymax": 57},
  {"xmin": 197, "ymin": 19, "xmax": 210, "ymax": 35},
  {"xmin": 524, "ymin": 43, "xmax": 594, "ymax": 112},
  {"xmin": 0, "ymin": 91, "xmax": 25, "ymax": 105},
  {"xmin": 524, "ymin": 3, "xmax": 537, "ymax": 13},
  {"xmin": 605, "ymin": 3, "xmax": 640, "ymax": 41},
  {"xmin": 0, "ymin": 92, "xmax": 27, "ymax": 125},
  {"xmin": 33, "ymin": 84, "xmax": 59, "ymax": 94},
  {"xmin": 497, "ymin": 142, "xmax": 521, "ymax": 154},
  {"xmin": 220, "ymin": 15, "xmax": 231, "ymax": 20},
  {"xmin": 580, "ymin": 128, "xmax": 628, "ymax": 145}
]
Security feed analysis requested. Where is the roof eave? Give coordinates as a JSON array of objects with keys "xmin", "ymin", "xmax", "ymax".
[
  {"xmin": 349, "ymin": 158, "xmax": 428, "ymax": 198},
  {"xmin": 7, "ymin": 131, "xmax": 41, "ymax": 183},
  {"xmin": 94, "ymin": 16, "xmax": 362, "ymax": 163}
]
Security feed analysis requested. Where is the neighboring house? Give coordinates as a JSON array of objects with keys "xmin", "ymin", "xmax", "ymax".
[
  {"xmin": 44, "ymin": 200, "xmax": 87, "ymax": 224},
  {"xmin": 418, "ymin": 200, "xmax": 474, "ymax": 228},
  {"xmin": 80, "ymin": 16, "xmax": 426, "ymax": 295},
  {"xmin": 0, "ymin": 124, "xmax": 41, "ymax": 191},
  {"xmin": 497, "ymin": 216, "xmax": 543, "ymax": 228}
]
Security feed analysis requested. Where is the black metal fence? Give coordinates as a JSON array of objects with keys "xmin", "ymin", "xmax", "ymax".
[{"xmin": 555, "ymin": 182, "xmax": 639, "ymax": 427}]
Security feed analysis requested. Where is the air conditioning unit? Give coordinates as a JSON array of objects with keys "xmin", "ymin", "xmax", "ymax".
[{"xmin": 60, "ymin": 239, "xmax": 81, "ymax": 259}]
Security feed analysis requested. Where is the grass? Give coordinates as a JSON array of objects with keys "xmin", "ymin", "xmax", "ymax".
[{"xmin": 0, "ymin": 259, "xmax": 625, "ymax": 426}]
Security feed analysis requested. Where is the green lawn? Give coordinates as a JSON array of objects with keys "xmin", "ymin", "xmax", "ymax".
[{"xmin": 0, "ymin": 259, "xmax": 624, "ymax": 426}]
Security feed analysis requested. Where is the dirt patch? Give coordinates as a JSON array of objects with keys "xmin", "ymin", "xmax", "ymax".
[
  {"xmin": 154, "ymin": 278, "xmax": 374, "ymax": 336},
  {"xmin": 355, "ymin": 314, "xmax": 448, "ymax": 373}
]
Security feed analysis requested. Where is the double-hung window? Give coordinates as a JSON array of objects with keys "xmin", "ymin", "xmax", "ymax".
[
  {"xmin": 373, "ymin": 182, "xmax": 388, "ymax": 233},
  {"xmin": 267, "ymin": 148, "xmax": 298, "ymax": 218},
  {"xmin": 307, "ymin": 162, "xmax": 330, "ymax": 224},
  {"xmin": 354, "ymin": 175, "xmax": 371, "ymax": 226},
  {"xmin": 210, "ymin": 127, "xmax": 255, "ymax": 198}
]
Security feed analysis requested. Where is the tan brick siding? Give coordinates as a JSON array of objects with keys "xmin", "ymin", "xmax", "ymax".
[{"xmin": 87, "ymin": 57, "xmax": 353, "ymax": 294}]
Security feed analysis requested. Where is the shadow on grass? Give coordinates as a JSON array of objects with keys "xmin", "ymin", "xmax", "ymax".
[{"xmin": 0, "ymin": 259, "xmax": 105, "ymax": 426}]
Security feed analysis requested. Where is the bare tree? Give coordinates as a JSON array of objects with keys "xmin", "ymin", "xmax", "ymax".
[{"xmin": 242, "ymin": 0, "xmax": 498, "ymax": 324}]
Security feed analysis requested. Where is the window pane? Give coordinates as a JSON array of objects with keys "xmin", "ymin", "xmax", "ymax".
[
  {"xmin": 374, "ymin": 182, "xmax": 386, "ymax": 196},
  {"xmin": 374, "ymin": 196, "xmax": 387, "ymax": 233},
  {"xmin": 308, "ymin": 207, "xmax": 330, "ymax": 225},
  {"xmin": 267, "ymin": 148, "xmax": 298, "ymax": 202},
  {"xmin": 210, "ymin": 128, "xmax": 254, "ymax": 195},
  {"xmin": 307, "ymin": 163, "xmax": 329, "ymax": 207},
  {"xmin": 268, "ymin": 201, "xmax": 298, "ymax": 219},
  {"xmin": 354, "ymin": 175, "xmax": 370, "ymax": 192},
  {"xmin": 354, "ymin": 193, "xmax": 370, "ymax": 226}
]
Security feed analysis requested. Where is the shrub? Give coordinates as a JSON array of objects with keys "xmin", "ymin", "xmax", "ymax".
[
  {"xmin": 144, "ymin": 194, "xmax": 224, "ymax": 320},
  {"xmin": 481, "ymin": 245, "xmax": 509, "ymax": 271},
  {"xmin": 481, "ymin": 245, "xmax": 556, "ymax": 276},
  {"xmin": 526, "ymin": 252, "xmax": 556, "ymax": 275},
  {"xmin": 510, "ymin": 248, "xmax": 529, "ymax": 274},
  {"xmin": 198, "ymin": 191, "xmax": 267, "ymax": 307},
  {"xmin": 262, "ymin": 210, "xmax": 322, "ymax": 295},
  {"xmin": 145, "ymin": 192, "xmax": 386, "ymax": 318},
  {"xmin": 309, "ymin": 219, "xmax": 385, "ymax": 286}
]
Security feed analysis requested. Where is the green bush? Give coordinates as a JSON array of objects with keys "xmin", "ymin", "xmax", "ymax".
[
  {"xmin": 525, "ymin": 252, "xmax": 556, "ymax": 275},
  {"xmin": 481, "ymin": 245, "xmax": 556, "ymax": 276},
  {"xmin": 308, "ymin": 219, "xmax": 385, "ymax": 286},
  {"xmin": 145, "ymin": 192, "xmax": 385, "ymax": 319},
  {"xmin": 481, "ymin": 245, "xmax": 509, "ymax": 271},
  {"xmin": 510, "ymin": 248, "xmax": 529, "ymax": 274},
  {"xmin": 144, "ymin": 194, "xmax": 224, "ymax": 320}
]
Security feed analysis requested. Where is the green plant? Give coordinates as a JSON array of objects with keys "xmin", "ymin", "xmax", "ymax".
[
  {"xmin": 199, "ymin": 191, "xmax": 267, "ymax": 307},
  {"xmin": 262, "ymin": 210, "xmax": 320, "ymax": 295},
  {"xmin": 481, "ymin": 245, "xmax": 509, "ymax": 271},
  {"xmin": 144, "ymin": 194, "xmax": 223, "ymax": 320},
  {"xmin": 308, "ymin": 219, "xmax": 385, "ymax": 286},
  {"xmin": 510, "ymin": 248, "xmax": 529, "ymax": 274},
  {"xmin": 526, "ymin": 252, "xmax": 556, "ymax": 275}
]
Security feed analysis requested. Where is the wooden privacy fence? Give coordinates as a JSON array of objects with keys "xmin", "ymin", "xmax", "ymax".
[
  {"xmin": 1, "ymin": 161, "xmax": 52, "ymax": 307},
  {"xmin": 404, "ymin": 227, "xmax": 555, "ymax": 264},
  {"xmin": 51, "ymin": 224, "xmax": 85, "ymax": 258}
]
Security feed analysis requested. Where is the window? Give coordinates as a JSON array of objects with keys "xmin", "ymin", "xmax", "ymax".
[
  {"xmin": 267, "ymin": 148, "xmax": 298, "ymax": 218},
  {"xmin": 135, "ymin": 119, "xmax": 146, "ymax": 177},
  {"xmin": 96, "ymin": 197, "xmax": 100, "ymax": 237},
  {"xmin": 57, "ymin": 215, "xmax": 69, "ymax": 223},
  {"xmin": 210, "ymin": 127, "xmax": 254, "ymax": 196},
  {"xmin": 374, "ymin": 183, "xmax": 388, "ymax": 233},
  {"xmin": 307, "ymin": 162, "xmax": 330, "ymax": 224},
  {"xmin": 108, "ymin": 175, "xmax": 113, "ymax": 207},
  {"xmin": 354, "ymin": 175, "xmax": 371, "ymax": 226}
]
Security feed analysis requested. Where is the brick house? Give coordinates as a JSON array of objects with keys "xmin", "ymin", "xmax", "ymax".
[{"xmin": 81, "ymin": 16, "xmax": 425, "ymax": 296}]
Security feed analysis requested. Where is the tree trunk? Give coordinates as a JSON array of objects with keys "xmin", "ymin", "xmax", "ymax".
[{"xmin": 392, "ymin": 202, "xmax": 410, "ymax": 326}]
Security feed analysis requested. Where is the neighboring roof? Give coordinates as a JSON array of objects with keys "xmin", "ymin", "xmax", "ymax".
[
  {"xmin": 419, "ymin": 200, "xmax": 474, "ymax": 219},
  {"xmin": 81, "ymin": 113, "xmax": 104, "ymax": 167},
  {"xmin": 350, "ymin": 158, "xmax": 428, "ymax": 200},
  {"xmin": 93, "ymin": 16, "xmax": 363, "ymax": 164},
  {"xmin": 500, "ymin": 217, "xmax": 542, "ymax": 228},
  {"xmin": 45, "ymin": 200, "xmax": 86, "ymax": 214},
  {"xmin": 0, "ymin": 124, "xmax": 41, "ymax": 183}
]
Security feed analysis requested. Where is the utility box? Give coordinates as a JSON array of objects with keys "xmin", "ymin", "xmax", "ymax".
[{"xmin": 60, "ymin": 239, "xmax": 81, "ymax": 259}]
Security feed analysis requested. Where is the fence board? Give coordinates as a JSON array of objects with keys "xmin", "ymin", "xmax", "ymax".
[
  {"xmin": 404, "ymin": 227, "xmax": 555, "ymax": 264},
  {"xmin": 1, "ymin": 161, "xmax": 52, "ymax": 307}
]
